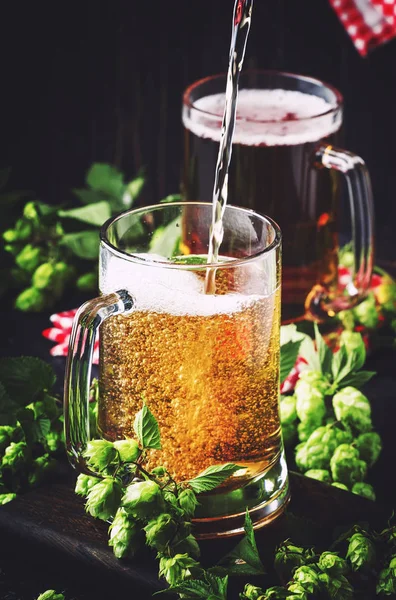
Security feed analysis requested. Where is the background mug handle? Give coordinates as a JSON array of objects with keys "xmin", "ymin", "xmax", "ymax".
[
  {"xmin": 305, "ymin": 144, "xmax": 375, "ymax": 321},
  {"xmin": 64, "ymin": 289, "xmax": 134, "ymax": 476}
]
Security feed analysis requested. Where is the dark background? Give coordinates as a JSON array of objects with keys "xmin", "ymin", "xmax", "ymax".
[{"xmin": 1, "ymin": 0, "xmax": 396, "ymax": 262}]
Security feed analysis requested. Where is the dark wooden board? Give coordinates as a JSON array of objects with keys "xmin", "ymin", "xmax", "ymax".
[{"xmin": 0, "ymin": 466, "xmax": 388, "ymax": 600}]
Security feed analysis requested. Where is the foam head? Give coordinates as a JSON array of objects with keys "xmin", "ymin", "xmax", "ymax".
[{"xmin": 183, "ymin": 89, "xmax": 341, "ymax": 146}]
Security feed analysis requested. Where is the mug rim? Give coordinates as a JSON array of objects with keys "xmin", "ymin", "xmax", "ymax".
[
  {"xmin": 100, "ymin": 201, "xmax": 281, "ymax": 270},
  {"xmin": 182, "ymin": 69, "xmax": 343, "ymax": 124}
]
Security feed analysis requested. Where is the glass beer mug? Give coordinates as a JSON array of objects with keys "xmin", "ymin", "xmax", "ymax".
[
  {"xmin": 64, "ymin": 202, "xmax": 289, "ymax": 538},
  {"xmin": 182, "ymin": 70, "xmax": 374, "ymax": 323}
]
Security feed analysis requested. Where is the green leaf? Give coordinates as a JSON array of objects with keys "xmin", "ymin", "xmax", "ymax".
[
  {"xmin": 124, "ymin": 173, "xmax": 145, "ymax": 207},
  {"xmin": 0, "ymin": 357, "xmax": 56, "ymax": 406},
  {"xmin": 336, "ymin": 370, "xmax": 376, "ymax": 389},
  {"xmin": 280, "ymin": 340, "xmax": 302, "ymax": 384},
  {"xmin": 280, "ymin": 325, "xmax": 319, "ymax": 371},
  {"xmin": 0, "ymin": 382, "xmax": 17, "ymax": 426},
  {"xmin": 134, "ymin": 403, "xmax": 161, "ymax": 450},
  {"xmin": 331, "ymin": 344, "xmax": 349, "ymax": 383},
  {"xmin": 158, "ymin": 573, "xmax": 228, "ymax": 599},
  {"xmin": 20, "ymin": 415, "xmax": 51, "ymax": 445},
  {"xmin": 60, "ymin": 230, "xmax": 99, "ymax": 259},
  {"xmin": 73, "ymin": 188, "xmax": 111, "ymax": 205},
  {"xmin": 188, "ymin": 463, "xmax": 242, "ymax": 494},
  {"xmin": 314, "ymin": 323, "xmax": 332, "ymax": 375},
  {"xmin": 86, "ymin": 163, "xmax": 125, "ymax": 198},
  {"xmin": 58, "ymin": 201, "xmax": 112, "ymax": 227},
  {"xmin": 217, "ymin": 510, "xmax": 265, "ymax": 576},
  {"xmin": 149, "ymin": 217, "xmax": 181, "ymax": 258}
]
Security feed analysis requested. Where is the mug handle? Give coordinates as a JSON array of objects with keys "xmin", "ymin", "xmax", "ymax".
[
  {"xmin": 306, "ymin": 144, "xmax": 374, "ymax": 321},
  {"xmin": 64, "ymin": 289, "xmax": 134, "ymax": 476}
]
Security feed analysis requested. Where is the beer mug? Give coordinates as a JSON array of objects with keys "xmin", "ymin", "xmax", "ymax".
[
  {"xmin": 182, "ymin": 70, "xmax": 374, "ymax": 323},
  {"xmin": 64, "ymin": 202, "xmax": 289, "ymax": 538}
]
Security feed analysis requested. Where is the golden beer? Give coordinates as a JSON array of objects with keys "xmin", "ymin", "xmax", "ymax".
[{"xmin": 98, "ymin": 270, "xmax": 281, "ymax": 485}]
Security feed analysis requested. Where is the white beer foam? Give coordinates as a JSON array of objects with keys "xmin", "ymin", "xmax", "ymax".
[
  {"xmin": 183, "ymin": 89, "xmax": 341, "ymax": 146},
  {"xmin": 100, "ymin": 253, "xmax": 273, "ymax": 316}
]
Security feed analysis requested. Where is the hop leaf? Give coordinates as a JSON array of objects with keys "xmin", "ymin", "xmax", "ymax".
[
  {"xmin": 36, "ymin": 591, "xmax": 65, "ymax": 600},
  {"xmin": 83, "ymin": 439, "xmax": 117, "ymax": 471},
  {"xmin": 274, "ymin": 542, "xmax": 314, "ymax": 585},
  {"xmin": 85, "ymin": 477, "xmax": 121, "ymax": 521}
]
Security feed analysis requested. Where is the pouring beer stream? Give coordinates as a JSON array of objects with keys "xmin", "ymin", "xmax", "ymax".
[{"xmin": 205, "ymin": 0, "xmax": 253, "ymax": 294}]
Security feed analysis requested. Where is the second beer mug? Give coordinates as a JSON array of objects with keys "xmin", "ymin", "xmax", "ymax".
[{"xmin": 182, "ymin": 70, "xmax": 374, "ymax": 323}]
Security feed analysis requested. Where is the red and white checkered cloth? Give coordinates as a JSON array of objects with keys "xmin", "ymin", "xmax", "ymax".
[{"xmin": 330, "ymin": 0, "xmax": 396, "ymax": 56}]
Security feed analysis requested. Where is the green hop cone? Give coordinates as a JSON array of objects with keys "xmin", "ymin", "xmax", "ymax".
[
  {"xmin": 76, "ymin": 272, "xmax": 98, "ymax": 292},
  {"xmin": 280, "ymin": 395, "xmax": 297, "ymax": 425},
  {"xmin": 353, "ymin": 293, "xmax": 379, "ymax": 329},
  {"xmin": 0, "ymin": 426, "xmax": 15, "ymax": 455},
  {"xmin": 15, "ymin": 287, "xmax": 47, "ymax": 312},
  {"xmin": 1, "ymin": 441, "xmax": 29, "ymax": 470},
  {"xmin": 0, "ymin": 493, "xmax": 17, "ymax": 505},
  {"xmin": 304, "ymin": 469, "xmax": 331, "ymax": 483},
  {"xmin": 178, "ymin": 488, "xmax": 199, "ymax": 518},
  {"xmin": 23, "ymin": 201, "xmax": 39, "ymax": 221},
  {"xmin": 15, "ymin": 244, "xmax": 44, "ymax": 273},
  {"xmin": 75, "ymin": 473, "xmax": 100, "ymax": 496},
  {"xmin": 287, "ymin": 582, "xmax": 309, "ymax": 598},
  {"xmin": 274, "ymin": 542, "xmax": 314, "ymax": 585},
  {"xmin": 292, "ymin": 565, "xmax": 322, "ymax": 594},
  {"xmin": 32, "ymin": 262, "xmax": 57, "ymax": 290},
  {"xmin": 355, "ymin": 431, "xmax": 382, "ymax": 467},
  {"xmin": 295, "ymin": 424, "xmax": 352, "ymax": 472},
  {"xmin": 295, "ymin": 373, "xmax": 327, "ymax": 425},
  {"xmin": 144, "ymin": 513, "xmax": 177, "ymax": 551},
  {"xmin": 317, "ymin": 572, "xmax": 354, "ymax": 599},
  {"xmin": 376, "ymin": 554, "xmax": 396, "ymax": 596},
  {"xmin": 240, "ymin": 583, "xmax": 266, "ymax": 599},
  {"xmin": 351, "ymin": 482, "xmax": 376, "ymax": 501},
  {"xmin": 85, "ymin": 477, "xmax": 121, "ymax": 521},
  {"xmin": 346, "ymin": 531, "xmax": 376, "ymax": 571},
  {"xmin": 122, "ymin": 480, "xmax": 164, "ymax": 519},
  {"xmin": 332, "ymin": 482, "xmax": 349, "ymax": 491},
  {"xmin": 158, "ymin": 553, "xmax": 199, "ymax": 586},
  {"xmin": 45, "ymin": 430, "xmax": 64, "ymax": 453},
  {"xmin": 297, "ymin": 420, "xmax": 320, "ymax": 443},
  {"xmin": 318, "ymin": 551, "xmax": 348, "ymax": 575},
  {"xmin": 113, "ymin": 439, "xmax": 140, "ymax": 463},
  {"xmin": 36, "ymin": 591, "xmax": 65, "ymax": 600},
  {"xmin": 83, "ymin": 439, "xmax": 117, "ymax": 471},
  {"xmin": 109, "ymin": 507, "xmax": 141, "ymax": 558},
  {"xmin": 332, "ymin": 387, "xmax": 372, "ymax": 433},
  {"xmin": 330, "ymin": 444, "xmax": 367, "ymax": 488}
]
